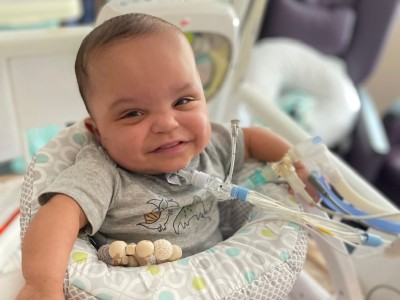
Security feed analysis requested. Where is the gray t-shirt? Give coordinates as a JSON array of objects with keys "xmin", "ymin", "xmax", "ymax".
[{"xmin": 39, "ymin": 123, "xmax": 245, "ymax": 256}]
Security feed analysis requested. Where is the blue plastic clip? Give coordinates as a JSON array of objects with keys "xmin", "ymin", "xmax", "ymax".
[
  {"xmin": 362, "ymin": 232, "xmax": 383, "ymax": 247},
  {"xmin": 230, "ymin": 185, "xmax": 249, "ymax": 201}
]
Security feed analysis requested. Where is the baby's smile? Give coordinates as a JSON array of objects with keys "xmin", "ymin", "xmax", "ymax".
[{"xmin": 152, "ymin": 141, "xmax": 187, "ymax": 154}]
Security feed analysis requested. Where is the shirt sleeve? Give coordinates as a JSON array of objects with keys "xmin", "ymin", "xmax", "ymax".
[{"xmin": 38, "ymin": 144, "xmax": 120, "ymax": 235}]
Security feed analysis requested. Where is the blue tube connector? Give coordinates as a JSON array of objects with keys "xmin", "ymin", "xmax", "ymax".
[
  {"xmin": 362, "ymin": 232, "xmax": 384, "ymax": 247},
  {"xmin": 230, "ymin": 185, "xmax": 249, "ymax": 201}
]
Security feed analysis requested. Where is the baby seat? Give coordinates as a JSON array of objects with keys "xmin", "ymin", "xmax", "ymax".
[{"xmin": 20, "ymin": 120, "xmax": 308, "ymax": 299}]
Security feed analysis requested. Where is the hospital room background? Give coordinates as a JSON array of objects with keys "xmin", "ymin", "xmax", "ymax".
[{"xmin": 1, "ymin": 0, "xmax": 400, "ymax": 299}]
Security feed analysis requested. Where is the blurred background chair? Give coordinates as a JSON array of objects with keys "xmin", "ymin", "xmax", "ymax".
[
  {"xmin": 255, "ymin": 0, "xmax": 399, "ymax": 195},
  {"xmin": 376, "ymin": 100, "xmax": 400, "ymax": 206}
]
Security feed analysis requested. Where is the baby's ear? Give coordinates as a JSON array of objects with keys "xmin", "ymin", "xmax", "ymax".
[{"xmin": 84, "ymin": 117, "xmax": 101, "ymax": 141}]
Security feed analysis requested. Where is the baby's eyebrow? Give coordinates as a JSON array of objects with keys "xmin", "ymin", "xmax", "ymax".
[
  {"xmin": 170, "ymin": 82, "xmax": 193, "ymax": 94},
  {"xmin": 109, "ymin": 97, "xmax": 138, "ymax": 110},
  {"xmin": 109, "ymin": 82, "xmax": 195, "ymax": 110}
]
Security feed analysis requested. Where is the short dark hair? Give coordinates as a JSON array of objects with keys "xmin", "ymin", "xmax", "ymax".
[{"xmin": 75, "ymin": 13, "xmax": 182, "ymax": 113}]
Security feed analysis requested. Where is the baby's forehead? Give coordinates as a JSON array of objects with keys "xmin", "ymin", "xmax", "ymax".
[
  {"xmin": 85, "ymin": 30, "xmax": 197, "ymax": 88},
  {"xmin": 93, "ymin": 32, "xmax": 193, "ymax": 67},
  {"xmin": 95, "ymin": 28, "xmax": 184, "ymax": 53}
]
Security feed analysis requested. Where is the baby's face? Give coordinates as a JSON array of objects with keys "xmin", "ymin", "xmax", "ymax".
[{"xmin": 85, "ymin": 31, "xmax": 211, "ymax": 174}]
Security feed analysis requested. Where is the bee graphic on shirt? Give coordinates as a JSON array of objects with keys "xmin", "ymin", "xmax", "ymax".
[{"xmin": 138, "ymin": 197, "xmax": 179, "ymax": 232}]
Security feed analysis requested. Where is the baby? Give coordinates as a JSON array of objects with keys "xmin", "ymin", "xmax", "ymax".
[{"xmin": 17, "ymin": 13, "xmax": 311, "ymax": 299}]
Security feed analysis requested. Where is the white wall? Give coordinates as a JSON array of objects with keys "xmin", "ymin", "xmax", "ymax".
[{"xmin": 0, "ymin": 26, "xmax": 91, "ymax": 164}]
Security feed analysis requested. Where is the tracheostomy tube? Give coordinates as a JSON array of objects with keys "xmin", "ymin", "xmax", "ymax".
[
  {"xmin": 177, "ymin": 168, "xmax": 383, "ymax": 247},
  {"xmin": 177, "ymin": 119, "xmax": 245, "ymax": 201},
  {"xmin": 177, "ymin": 169, "xmax": 249, "ymax": 201}
]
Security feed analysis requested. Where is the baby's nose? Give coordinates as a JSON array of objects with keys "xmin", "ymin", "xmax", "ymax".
[{"xmin": 151, "ymin": 113, "xmax": 179, "ymax": 134}]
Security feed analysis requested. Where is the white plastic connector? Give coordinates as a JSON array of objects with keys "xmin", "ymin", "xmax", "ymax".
[
  {"xmin": 288, "ymin": 136, "xmax": 342, "ymax": 184},
  {"xmin": 178, "ymin": 169, "xmax": 232, "ymax": 201},
  {"xmin": 230, "ymin": 119, "xmax": 240, "ymax": 137},
  {"xmin": 271, "ymin": 154, "xmax": 315, "ymax": 205}
]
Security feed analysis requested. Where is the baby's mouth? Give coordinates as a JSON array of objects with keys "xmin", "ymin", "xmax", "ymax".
[{"xmin": 153, "ymin": 141, "xmax": 184, "ymax": 152}]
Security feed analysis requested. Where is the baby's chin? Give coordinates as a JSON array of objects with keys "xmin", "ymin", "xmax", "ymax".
[
  {"xmin": 128, "ymin": 161, "xmax": 191, "ymax": 175},
  {"xmin": 159, "ymin": 163, "xmax": 191, "ymax": 175}
]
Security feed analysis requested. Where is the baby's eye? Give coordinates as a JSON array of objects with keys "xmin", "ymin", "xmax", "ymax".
[
  {"xmin": 175, "ymin": 97, "xmax": 194, "ymax": 106},
  {"xmin": 122, "ymin": 110, "xmax": 143, "ymax": 118}
]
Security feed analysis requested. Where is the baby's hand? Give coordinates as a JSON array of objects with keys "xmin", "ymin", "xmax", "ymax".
[{"xmin": 293, "ymin": 161, "xmax": 319, "ymax": 202}]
